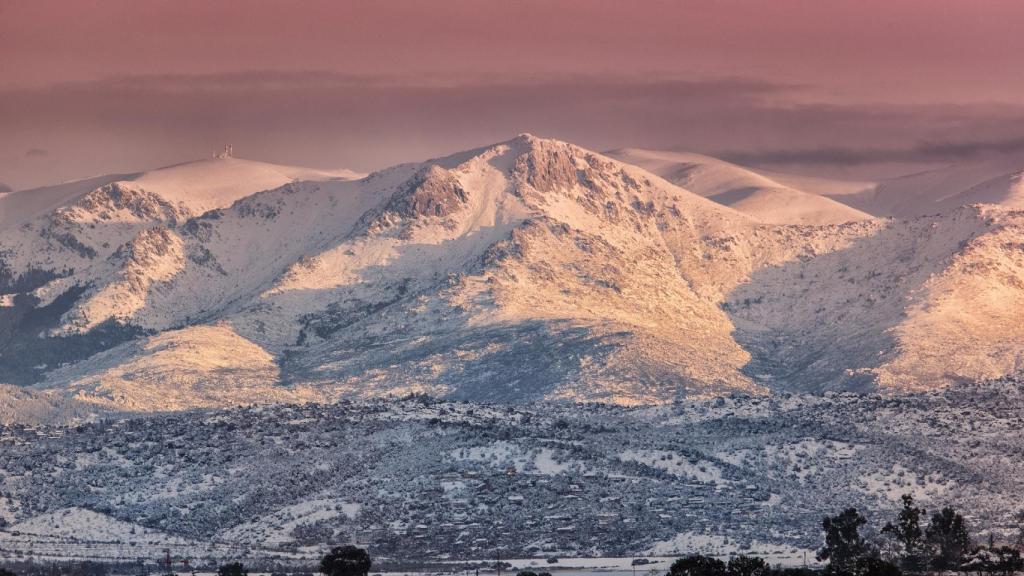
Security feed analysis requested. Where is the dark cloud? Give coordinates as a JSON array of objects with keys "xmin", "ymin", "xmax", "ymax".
[
  {"xmin": 35, "ymin": 70, "xmax": 801, "ymax": 100},
  {"xmin": 24, "ymin": 148, "xmax": 48, "ymax": 157},
  {"xmin": 916, "ymin": 136, "xmax": 1024, "ymax": 160},
  {"xmin": 720, "ymin": 135, "xmax": 1024, "ymax": 167},
  {"xmin": 0, "ymin": 182, "xmax": 11, "ymax": 193}
]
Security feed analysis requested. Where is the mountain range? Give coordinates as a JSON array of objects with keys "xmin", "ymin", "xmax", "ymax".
[{"xmin": 1, "ymin": 135, "xmax": 1023, "ymax": 422}]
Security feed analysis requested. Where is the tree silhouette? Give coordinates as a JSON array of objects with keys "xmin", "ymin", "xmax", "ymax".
[
  {"xmin": 668, "ymin": 555, "xmax": 727, "ymax": 576},
  {"xmin": 852, "ymin": 557, "xmax": 901, "ymax": 576},
  {"xmin": 926, "ymin": 506, "xmax": 973, "ymax": 570},
  {"xmin": 217, "ymin": 563, "xmax": 247, "ymax": 576},
  {"xmin": 320, "ymin": 546, "xmax": 372, "ymax": 576},
  {"xmin": 727, "ymin": 555, "xmax": 767, "ymax": 576},
  {"xmin": 882, "ymin": 494, "xmax": 926, "ymax": 570},
  {"xmin": 818, "ymin": 508, "xmax": 873, "ymax": 573}
]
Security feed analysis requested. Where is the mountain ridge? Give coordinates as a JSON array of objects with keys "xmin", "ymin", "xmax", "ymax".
[
  {"xmin": 0, "ymin": 135, "xmax": 1022, "ymax": 421},
  {"xmin": 606, "ymin": 148, "xmax": 874, "ymax": 225}
]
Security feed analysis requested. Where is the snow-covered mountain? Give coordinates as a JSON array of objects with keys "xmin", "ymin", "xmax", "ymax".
[
  {"xmin": 608, "ymin": 147, "xmax": 1024, "ymax": 221},
  {"xmin": 606, "ymin": 148, "xmax": 873, "ymax": 225},
  {"xmin": 829, "ymin": 158, "xmax": 1024, "ymax": 218},
  {"xmin": 0, "ymin": 156, "xmax": 362, "ymax": 392},
  {"xmin": 1, "ymin": 135, "xmax": 1023, "ymax": 418},
  {"xmin": 0, "ymin": 157, "xmax": 361, "ymax": 232}
]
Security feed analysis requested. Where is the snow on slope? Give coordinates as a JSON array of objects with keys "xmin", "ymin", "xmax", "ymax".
[
  {"xmin": 9, "ymin": 507, "xmax": 189, "ymax": 543},
  {"xmin": 835, "ymin": 159, "xmax": 1024, "ymax": 218},
  {"xmin": 0, "ymin": 173, "xmax": 135, "ymax": 232},
  {"xmin": 878, "ymin": 206, "xmax": 1024, "ymax": 389},
  {"xmin": 0, "ymin": 156, "xmax": 361, "ymax": 301},
  {"xmin": 42, "ymin": 324, "xmax": 323, "ymax": 411},
  {"xmin": 221, "ymin": 498, "xmax": 362, "ymax": 546},
  {"xmin": 728, "ymin": 205, "xmax": 1024, "ymax": 392},
  {"xmin": 0, "ymin": 157, "xmax": 358, "ymax": 232},
  {"xmin": 50, "ymin": 173, "xmax": 390, "ymax": 335},
  {"xmin": 759, "ymin": 170, "xmax": 875, "ymax": 199},
  {"xmin": 264, "ymin": 136, "xmax": 878, "ymax": 404},
  {"xmin": 942, "ymin": 169, "xmax": 1024, "ymax": 210},
  {"xmin": 0, "ymin": 506, "xmax": 257, "ymax": 562},
  {"xmin": 128, "ymin": 157, "xmax": 361, "ymax": 215},
  {"xmin": 0, "ymin": 157, "xmax": 362, "ymax": 385},
  {"xmin": 1, "ymin": 135, "xmax": 1023, "ymax": 415},
  {"xmin": 0, "ymin": 384, "xmax": 100, "ymax": 426},
  {"xmin": 607, "ymin": 148, "xmax": 872, "ymax": 225},
  {"xmin": 35, "ymin": 135, "xmax": 863, "ymax": 408}
]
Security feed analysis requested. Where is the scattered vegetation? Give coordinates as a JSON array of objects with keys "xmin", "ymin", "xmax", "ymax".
[
  {"xmin": 2, "ymin": 508, "xmax": 1024, "ymax": 576},
  {"xmin": 656, "ymin": 496, "xmax": 1017, "ymax": 576}
]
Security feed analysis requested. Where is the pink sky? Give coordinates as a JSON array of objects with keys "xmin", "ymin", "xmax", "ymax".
[{"xmin": 2, "ymin": 0, "xmax": 1024, "ymax": 188}]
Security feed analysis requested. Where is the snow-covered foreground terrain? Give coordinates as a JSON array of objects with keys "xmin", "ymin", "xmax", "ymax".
[
  {"xmin": 3, "ymin": 378, "xmax": 1024, "ymax": 564},
  {"xmin": 1, "ymin": 135, "xmax": 1023, "ymax": 420}
]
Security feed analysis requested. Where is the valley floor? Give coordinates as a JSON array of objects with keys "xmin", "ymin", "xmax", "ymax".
[{"xmin": 3, "ymin": 379, "xmax": 1024, "ymax": 566}]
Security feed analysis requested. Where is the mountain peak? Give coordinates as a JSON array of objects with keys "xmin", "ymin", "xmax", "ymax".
[{"xmin": 2, "ymin": 137, "xmax": 1024, "ymax": 419}]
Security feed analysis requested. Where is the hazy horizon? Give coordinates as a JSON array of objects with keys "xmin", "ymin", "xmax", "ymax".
[{"xmin": 4, "ymin": 0, "xmax": 1024, "ymax": 190}]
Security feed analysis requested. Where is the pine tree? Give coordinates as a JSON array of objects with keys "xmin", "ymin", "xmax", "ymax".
[
  {"xmin": 881, "ymin": 494, "xmax": 926, "ymax": 570},
  {"xmin": 925, "ymin": 506, "xmax": 973, "ymax": 570},
  {"xmin": 818, "ymin": 508, "xmax": 873, "ymax": 573}
]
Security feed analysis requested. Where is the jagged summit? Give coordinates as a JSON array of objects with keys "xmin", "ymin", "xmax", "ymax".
[{"xmin": 0, "ymin": 135, "xmax": 1022, "ymax": 421}]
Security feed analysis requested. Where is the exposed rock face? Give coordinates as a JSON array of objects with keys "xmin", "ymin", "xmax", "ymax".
[
  {"xmin": 54, "ymin": 226, "xmax": 187, "ymax": 334},
  {"xmin": 514, "ymin": 136, "xmax": 581, "ymax": 193},
  {"xmin": 388, "ymin": 165, "xmax": 469, "ymax": 219},
  {"xmin": 71, "ymin": 183, "xmax": 190, "ymax": 225}
]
